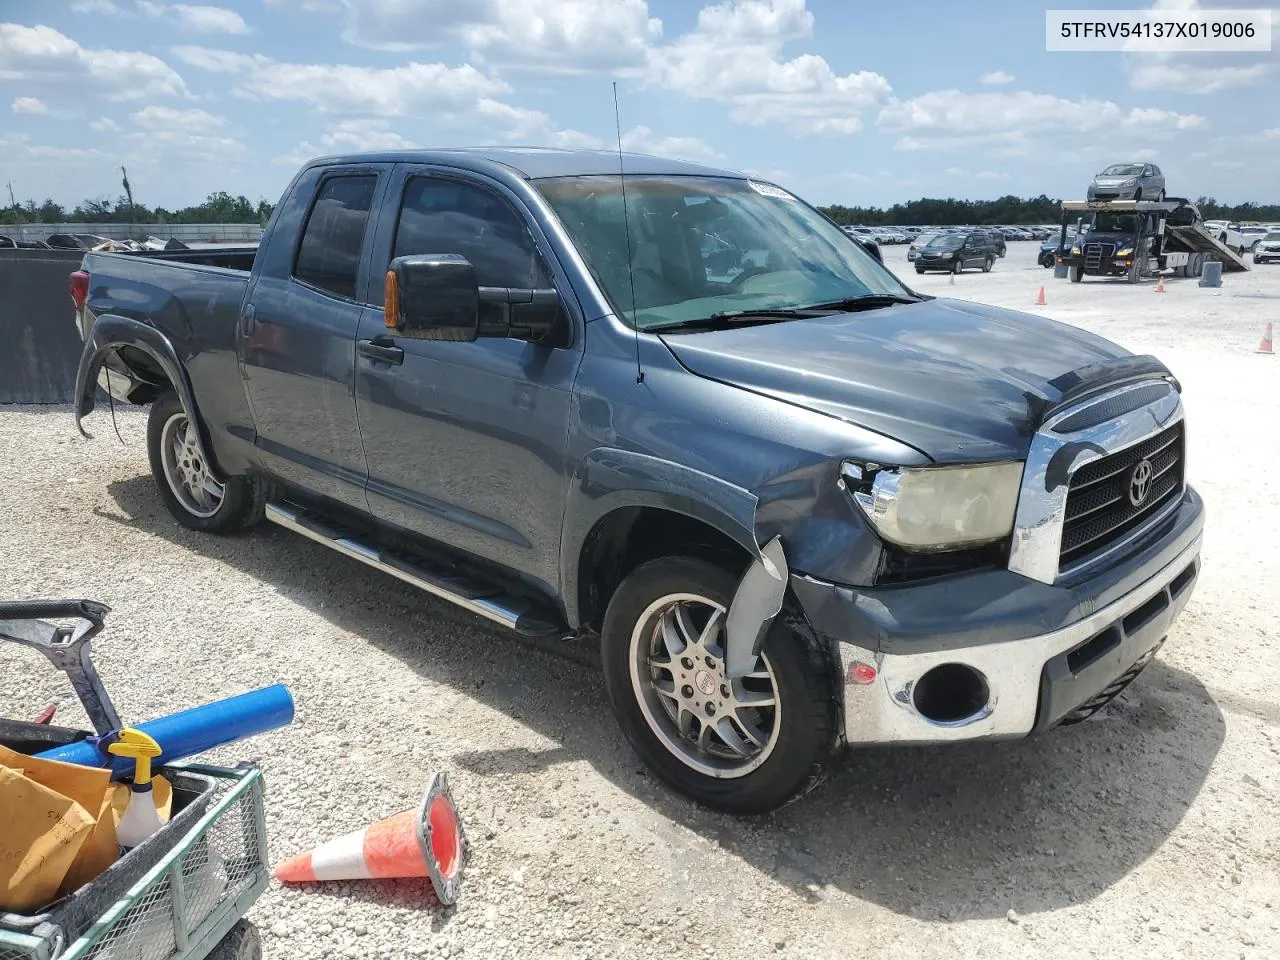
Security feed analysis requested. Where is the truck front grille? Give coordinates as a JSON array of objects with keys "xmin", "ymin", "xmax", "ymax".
[
  {"xmin": 1059, "ymin": 422, "xmax": 1184, "ymax": 569},
  {"xmin": 1083, "ymin": 243, "xmax": 1113, "ymax": 269}
]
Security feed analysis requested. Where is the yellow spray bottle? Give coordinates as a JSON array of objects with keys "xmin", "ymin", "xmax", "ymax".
[{"xmin": 107, "ymin": 728, "xmax": 165, "ymax": 853}]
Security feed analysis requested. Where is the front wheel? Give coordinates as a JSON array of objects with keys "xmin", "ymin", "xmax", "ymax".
[
  {"xmin": 951, "ymin": 260, "xmax": 962, "ymax": 274},
  {"xmin": 982, "ymin": 256, "xmax": 993, "ymax": 273},
  {"xmin": 601, "ymin": 557, "xmax": 837, "ymax": 814},
  {"xmin": 147, "ymin": 392, "xmax": 263, "ymax": 533},
  {"xmin": 1069, "ymin": 265, "xmax": 1083, "ymax": 283},
  {"xmin": 915, "ymin": 266, "xmax": 925, "ymax": 274}
]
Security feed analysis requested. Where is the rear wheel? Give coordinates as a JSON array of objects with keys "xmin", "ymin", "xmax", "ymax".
[
  {"xmin": 601, "ymin": 557, "xmax": 836, "ymax": 814},
  {"xmin": 147, "ymin": 392, "xmax": 263, "ymax": 533}
]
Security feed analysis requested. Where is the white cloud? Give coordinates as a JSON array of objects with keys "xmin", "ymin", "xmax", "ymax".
[
  {"xmin": 1127, "ymin": 59, "xmax": 1270, "ymax": 93},
  {"xmin": 646, "ymin": 0, "xmax": 892, "ymax": 135},
  {"xmin": 12, "ymin": 96, "xmax": 48, "ymax": 114},
  {"xmin": 979, "ymin": 70, "xmax": 1015, "ymax": 85},
  {"xmin": 342, "ymin": 0, "xmax": 662, "ymax": 73},
  {"xmin": 274, "ymin": 117, "xmax": 419, "ymax": 166},
  {"xmin": 173, "ymin": 44, "xmax": 591, "ymax": 145},
  {"xmin": 131, "ymin": 105, "xmax": 228, "ymax": 129},
  {"xmin": 975, "ymin": 170, "xmax": 1010, "ymax": 180},
  {"xmin": 619, "ymin": 125, "xmax": 725, "ymax": 164},
  {"xmin": 70, "ymin": 0, "xmax": 127, "ymax": 13},
  {"xmin": 878, "ymin": 89, "xmax": 1205, "ymax": 150},
  {"xmin": 135, "ymin": 2, "xmax": 250, "ymax": 34},
  {"xmin": 943, "ymin": 166, "xmax": 964, "ymax": 175},
  {"xmin": 0, "ymin": 23, "xmax": 187, "ymax": 101},
  {"xmin": 90, "ymin": 116, "xmax": 122, "ymax": 132}
]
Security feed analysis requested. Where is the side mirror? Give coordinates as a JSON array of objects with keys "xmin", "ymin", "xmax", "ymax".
[
  {"xmin": 855, "ymin": 237, "xmax": 883, "ymax": 263},
  {"xmin": 387, "ymin": 254, "xmax": 479, "ymax": 341}
]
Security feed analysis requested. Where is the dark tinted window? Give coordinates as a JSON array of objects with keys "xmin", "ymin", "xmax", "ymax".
[
  {"xmin": 393, "ymin": 177, "xmax": 547, "ymax": 288},
  {"xmin": 294, "ymin": 175, "xmax": 377, "ymax": 299}
]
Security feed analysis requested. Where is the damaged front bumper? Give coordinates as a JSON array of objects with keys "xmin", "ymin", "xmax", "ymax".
[{"xmin": 791, "ymin": 488, "xmax": 1203, "ymax": 746}]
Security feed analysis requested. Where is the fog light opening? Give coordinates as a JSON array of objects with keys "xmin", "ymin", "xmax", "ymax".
[{"xmin": 912, "ymin": 663, "xmax": 991, "ymax": 725}]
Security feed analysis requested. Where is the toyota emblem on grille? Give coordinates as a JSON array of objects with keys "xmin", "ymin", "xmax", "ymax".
[{"xmin": 1128, "ymin": 459, "xmax": 1154, "ymax": 506}]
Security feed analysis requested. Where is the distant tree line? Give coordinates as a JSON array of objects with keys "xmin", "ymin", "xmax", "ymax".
[
  {"xmin": 0, "ymin": 191, "xmax": 275, "ymax": 226},
  {"xmin": 817, "ymin": 194, "xmax": 1280, "ymax": 226}
]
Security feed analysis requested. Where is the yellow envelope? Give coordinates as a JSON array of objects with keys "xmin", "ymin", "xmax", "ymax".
[{"xmin": 0, "ymin": 764, "xmax": 96, "ymax": 912}]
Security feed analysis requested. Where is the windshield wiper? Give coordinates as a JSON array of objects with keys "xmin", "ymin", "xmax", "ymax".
[
  {"xmin": 649, "ymin": 308, "xmax": 818, "ymax": 334},
  {"xmin": 799, "ymin": 293, "xmax": 926, "ymax": 311}
]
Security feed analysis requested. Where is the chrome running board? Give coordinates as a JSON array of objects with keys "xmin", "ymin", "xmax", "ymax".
[{"xmin": 265, "ymin": 502, "xmax": 562, "ymax": 638}]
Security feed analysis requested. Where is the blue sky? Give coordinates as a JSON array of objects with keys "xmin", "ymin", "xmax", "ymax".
[{"xmin": 1, "ymin": 0, "xmax": 1275, "ymax": 211}]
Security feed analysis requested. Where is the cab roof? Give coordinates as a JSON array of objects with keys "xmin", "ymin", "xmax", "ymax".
[{"xmin": 304, "ymin": 147, "xmax": 743, "ymax": 181}]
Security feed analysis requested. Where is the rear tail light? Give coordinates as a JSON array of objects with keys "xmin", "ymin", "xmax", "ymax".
[{"xmin": 69, "ymin": 270, "xmax": 89, "ymax": 310}]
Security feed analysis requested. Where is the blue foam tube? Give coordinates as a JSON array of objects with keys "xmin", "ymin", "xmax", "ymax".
[{"xmin": 36, "ymin": 684, "xmax": 294, "ymax": 778}]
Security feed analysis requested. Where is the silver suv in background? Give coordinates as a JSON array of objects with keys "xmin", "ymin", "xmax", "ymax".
[{"xmin": 1088, "ymin": 163, "xmax": 1166, "ymax": 202}]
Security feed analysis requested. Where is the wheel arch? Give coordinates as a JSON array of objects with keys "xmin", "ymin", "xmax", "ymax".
[
  {"xmin": 74, "ymin": 313, "xmax": 222, "ymax": 481},
  {"xmin": 561, "ymin": 448, "xmax": 764, "ymax": 632}
]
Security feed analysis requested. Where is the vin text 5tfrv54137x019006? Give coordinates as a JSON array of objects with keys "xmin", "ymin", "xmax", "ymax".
[{"xmin": 70, "ymin": 149, "xmax": 1203, "ymax": 813}]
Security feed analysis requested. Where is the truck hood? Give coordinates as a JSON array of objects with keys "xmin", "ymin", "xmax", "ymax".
[{"xmin": 659, "ymin": 298, "xmax": 1128, "ymax": 463}]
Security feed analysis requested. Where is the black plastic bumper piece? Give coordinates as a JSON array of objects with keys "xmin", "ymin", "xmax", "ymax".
[{"xmin": 1033, "ymin": 553, "xmax": 1199, "ymax": 730}]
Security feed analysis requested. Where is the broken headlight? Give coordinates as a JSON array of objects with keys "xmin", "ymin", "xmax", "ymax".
[{"xmin": 841, "ymin": 461, "xmax": 1023, "ymax": 552}]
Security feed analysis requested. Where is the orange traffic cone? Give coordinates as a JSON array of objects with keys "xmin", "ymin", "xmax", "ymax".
[
  {"xmin": 275, "ymin": 773, "xmax": 467, "ymax": 904},
  {"xmin": 1155, "ymin": 274, "xmax": 1166, "ymax": 293},
  {"xmin": 1035, "ymin": 286, "xmax": 1046, "ymax": 306},
  {"xmin": 1258, "ymin": 322, "xmax": 1274, "ymax": 355}
]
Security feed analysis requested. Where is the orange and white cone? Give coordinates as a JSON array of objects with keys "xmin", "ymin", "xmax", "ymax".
[
  {"xmin": 1155, "ymin": 274, "xmax": 1166, "ymax": 293},
  {"xmin": 275, "ymin": 773, "xmax": 467, "ymax": 904},
  {"xmin": 1258, "ymin": 322, "xmax": 1274, "ymax": 355},
  {"xmin": 1035, "ymin": 286, "xmax": 1046, "ymax": 306}
]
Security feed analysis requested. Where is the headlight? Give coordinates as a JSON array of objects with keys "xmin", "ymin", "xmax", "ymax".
[
  {"xmin": 1116, "ymin": 247, "xmax": 1133, "ymax": 257},
  {"xmin": 1071, "ymin": 246, "xmax": 1081, "ymax": 255},
  {"xmin": 1123, "ymin": 178, "xmax": 1138, "ymax": 186},
  {"xmin": 938, "ymin": 252, "xmax": 953, "ymax": 259},
  {"xmin": 844, "ymin": 461, "xmax": 1023, "ymax": 551}
]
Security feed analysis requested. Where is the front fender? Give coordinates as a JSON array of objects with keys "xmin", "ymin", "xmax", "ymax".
[
  {"xmin": 561, "ymin": 448, "xmax": 789, "ymax": 677},
  {"xmin": 74, "ymin": 314, "xmax": 221, "ymax": 481}
]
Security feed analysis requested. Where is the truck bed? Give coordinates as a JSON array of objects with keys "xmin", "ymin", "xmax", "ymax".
[{"xmin": 1162, "ymin": 225, "xmax": 1251, "ymax": 272}]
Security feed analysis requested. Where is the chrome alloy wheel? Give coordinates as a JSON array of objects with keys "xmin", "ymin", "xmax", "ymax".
[
  {"xmin": 629, "ymin": 593, "xmax": 781, "ymax": 778},
  {"xmin": 160, "ymin": 411, "xmax": 224, "ymax": 518}
]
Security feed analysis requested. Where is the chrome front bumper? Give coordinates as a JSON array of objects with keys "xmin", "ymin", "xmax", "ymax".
[{"xmin": 836, "ymin": 532, "xmax": 1200, "ymax": 745}]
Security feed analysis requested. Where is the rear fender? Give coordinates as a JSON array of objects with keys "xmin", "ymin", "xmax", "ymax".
[{"xmin": 74, "ymin": 314, "xmax": 222, "ymax": 481}]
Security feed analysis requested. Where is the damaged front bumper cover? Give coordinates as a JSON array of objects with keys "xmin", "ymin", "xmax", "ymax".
[{"xmin": 792, "ymin": 489, "xmax": 1203, "ymax": 746}]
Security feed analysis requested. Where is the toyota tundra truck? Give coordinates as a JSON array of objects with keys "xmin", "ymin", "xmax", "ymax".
[{"xmin": 71, "ymin": 149, "xmax": 1203, "ymax": 813}]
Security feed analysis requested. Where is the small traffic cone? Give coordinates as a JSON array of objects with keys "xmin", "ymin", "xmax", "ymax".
[
  {"xmin": 1258, "ymin": 322, "xmax": 1274, "ymax": 355},
  {"xmin": 1035, "ymin": 286, "xmax": 1046, "ymax": 305},
  {"xmin": 275, "ymin": 773, "xmax": 467, "ymax": 904},
  {"xmin": 1155, "ymin": 274, "xmax": 1166, "ymax": 293}
]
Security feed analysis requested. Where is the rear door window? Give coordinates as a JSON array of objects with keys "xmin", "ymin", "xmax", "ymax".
[{"xmin": 294, "ymin": 175, "xmax": 378, "ymax": 299}]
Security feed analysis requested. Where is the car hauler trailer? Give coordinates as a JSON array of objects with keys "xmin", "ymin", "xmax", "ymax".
[{"xmin": 1059, "ymin": 198, "xmax": 1250, "ymax": 283}]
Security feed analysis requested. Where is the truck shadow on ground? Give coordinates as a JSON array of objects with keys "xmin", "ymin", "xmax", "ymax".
[{"xmin": 104, "ymin": 475, "xmax": 1226, "ymax": 923}]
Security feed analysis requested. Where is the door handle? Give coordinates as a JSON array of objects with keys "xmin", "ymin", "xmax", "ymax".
[{"xmin": 357, "ymin": 337, "xmax": 404, "ymax": 365}]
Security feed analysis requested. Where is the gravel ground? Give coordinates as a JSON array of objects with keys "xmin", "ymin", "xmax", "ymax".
[{"xmin": 2, "ymin": 241, "xmax": 1278, "ymax": 959}]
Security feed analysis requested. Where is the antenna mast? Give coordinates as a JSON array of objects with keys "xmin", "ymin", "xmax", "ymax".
[{"xmin": 613, "ymin": 82, "xmax": 643, "ymax": 385}]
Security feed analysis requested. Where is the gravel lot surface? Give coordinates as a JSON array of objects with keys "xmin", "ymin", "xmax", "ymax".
[{"xmin": 3, "ymin": 241, "xmax": 1278, "ymax": 959}]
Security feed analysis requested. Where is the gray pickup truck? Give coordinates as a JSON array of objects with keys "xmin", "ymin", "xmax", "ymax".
[{"xmin": 71, "ymin": 149, "xmax": 1203, "ymax": 813}]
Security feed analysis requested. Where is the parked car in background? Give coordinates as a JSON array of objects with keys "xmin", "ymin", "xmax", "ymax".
[
  {"xmin": 915, "ymin": 231, "xmax": 996, "ymax": 273},
  {"xmin": 1039, "ymin": 230, "xmax": 1077, "ymax": 267},
  {"xmin": 1237, "ymin": 225, "xmax": 1268, "ymax": 252},
  {"xmin": 46, "ymin": 233, "xmax": 114, "ymax": 250},
  {"xmin": 1088, "ymin": 162, "xmax": 1166, "ymax": 202},
  {"xmin": 979, "ymin": 228, "xmax": 1007, "ymax": 258},
  {"xmin": 907, "ymin": 231, "xmax": 939, "ymax": 261},
  {"xmin": 1253, "ymin": 231, "xmax": 1280, "ymax": 264}
]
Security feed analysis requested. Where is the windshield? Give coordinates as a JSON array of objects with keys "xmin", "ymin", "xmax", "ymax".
[
  {"xmin": 1101, "ymin": 164, "xmax": 1144, "ymax": 176},
  {"xmin": 913, "ymin": 232, "xmax": 938, "ymax": 245},
  {"xmin": 1088, "ymin": 213, "xmax": 1137, "ymax": 233},
  {"xmin": 926, "ymin": 234, "xmax": 964, "ymax": 250},
  {"xmin": 535, "ymin": 175, "xmax": 909, "ymax": 330},
  {"xmin": 1266, "ymin": 232, "xmax": 1280, "ymax": 241}
]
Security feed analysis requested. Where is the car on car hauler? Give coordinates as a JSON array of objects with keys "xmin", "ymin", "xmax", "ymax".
[
  {"xmin": 70, "ymin": 149, "xmax": 1204, "ymax": 813},
  {"xmin": 1059, "ymin": 198, "xmax": 1251, "ymax": 283}
]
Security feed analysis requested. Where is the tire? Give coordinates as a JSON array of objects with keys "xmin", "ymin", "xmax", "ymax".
[
  {"xmin": 1133, "ymin": 189, "xmax": 1142, "ymax": 201},
  {"xmin": 982, "ymin": 256, "xmax": 993, "ymax": 273},
  {"xmin": 1069, "ymin": 265, "xmax": 1083, "ymax": 283},
  {"xmin": 1157, "ymin": 190, "xmax": 1165, "ymax": 201},
  {"xmin": 915, "ymin": 266, "xmax": 925, "ymax": 274},
  {"xmin": 951, "ymin": 259, "xmax": 962, "ymax": 274},
  {"xmin": 600, "ymin": 556, "xmax": 837, "ymax": 814},
  {"xmin": 147, "ymin": 391, "xmax": 264, "ymax": 533},
  {"xmin": 208, "ymin": 921, "xmax": 262, "ymax": 960}
]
